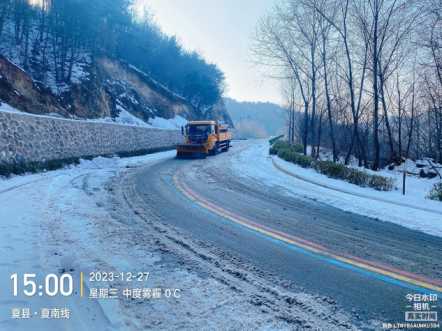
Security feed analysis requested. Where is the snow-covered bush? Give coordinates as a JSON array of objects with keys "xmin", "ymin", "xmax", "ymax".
[
  {"xmin": 277, "ymin": 149, "xmax": 313, "ymax": 168},
  {"xmin": 271, "ymin": 141, "xmax": 313, "ymax": 168},
  {"xmin": 269, "ymin": 141, "xmax": 285, "ymax": 155},
  {"xmin": 276, "ymin": 148, "xmax": 293, "ymax": 160},
  {"xmin": 269, "ymin": 140, "xmax": 288, "ymax": 153},
  {"xmin": 314, "ymin": 161, "xmax": 393, "ymax": 190},
  {"xmin": 292, "ymin": 144, "xmax": 304, "ymax": 154},
  {"xmin": 293, "ymin": 153, "xmax": 314, "ymax": 168},
  {"xmin": 428, "ymin": 182, "xmax": 442, "ymax": 201},
  {"xmin": 346, "ymin": 168, "xmax": 370, "ymax": 186},
  {"xmin": 314, "ymin": 161, "xmax": 347, "ymax": 179},
  {"xmin": 368, "ymin": 175, "xmax": 395, "ymax": 191},
  {"xmin": 269, "ymin": 140, "xmax": 303, "ymax": 155},
  {"xmin": 269, "ymin": 140, "xmax": 394, "ymax": 191},
  {"xmin": 269, "ymin": 135, "xmax": 285, "ymax": 145}
]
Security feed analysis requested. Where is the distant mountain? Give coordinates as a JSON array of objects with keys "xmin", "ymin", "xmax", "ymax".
[{"xmin": 224, "ymin": 98, "xmax": 287, "ymax": 138}]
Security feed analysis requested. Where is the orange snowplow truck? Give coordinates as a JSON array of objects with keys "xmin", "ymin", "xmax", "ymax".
[{"xmin": 176, "ymin": 120, "xmax": 232, "ymax": 158}]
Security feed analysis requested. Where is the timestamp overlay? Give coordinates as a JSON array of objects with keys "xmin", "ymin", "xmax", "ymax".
[
  {"xmin": 3, "ymin": 271, "xmax": 440, "ymax": 329},
  {"xmin": 2, "ymin": 271, "xmax": 182, "ymax": 327}
]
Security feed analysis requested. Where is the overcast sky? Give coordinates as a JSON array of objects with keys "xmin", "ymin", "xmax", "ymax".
[{"xmin": 133, "ymin": 0, "xmax": 282, "ymax": 105}]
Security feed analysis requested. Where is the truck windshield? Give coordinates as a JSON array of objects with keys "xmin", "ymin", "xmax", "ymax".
[{"xmin": 188, "ymin": 125, "xmax": 211, "ymax": 136}]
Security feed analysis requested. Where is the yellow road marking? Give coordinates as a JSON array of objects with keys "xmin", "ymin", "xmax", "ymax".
[{"xmin": 173, "ymin": 173, "xmax": 442, "ymax": 293}]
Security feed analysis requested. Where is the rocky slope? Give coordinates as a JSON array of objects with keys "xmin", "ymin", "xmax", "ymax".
[{"xmin": 0, "ymin": 54, "xmax": 233, "ymax": 126}]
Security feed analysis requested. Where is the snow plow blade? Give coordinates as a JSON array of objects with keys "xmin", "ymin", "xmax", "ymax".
[{"xmin": 176, "ymin": 144, "xmax": 207, "ymax": 159}]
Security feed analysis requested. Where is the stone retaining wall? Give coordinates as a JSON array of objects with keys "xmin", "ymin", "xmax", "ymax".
[{"xmin": 0, "ymin": 111, "xmax": 183, "ymax": 174}]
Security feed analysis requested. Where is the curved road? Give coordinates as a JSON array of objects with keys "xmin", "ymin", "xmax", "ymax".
[{"xmin": 130, "ymin": 141, "xmax": 442, "ymax": 328}]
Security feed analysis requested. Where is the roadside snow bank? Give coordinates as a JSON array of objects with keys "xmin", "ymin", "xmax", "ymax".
[{"xmin": 231, "ymin": 141, "xmax": 442, "ymax": 238}]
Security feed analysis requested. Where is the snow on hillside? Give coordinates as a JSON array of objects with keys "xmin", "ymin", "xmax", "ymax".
[
  {"xmin": 94, "ymin": 108, "xmax": 187, "ymax": 130},
  {"xmin": 1, "ymin": 101, "xmax": 187, "ymax": 131},
  {"xmin": 147, "ymin": 115, "xmax": 187, "ymax": 130},
  {"xmin": 231, "ymin": 141, "xmax": 442, "ymax": 238},
  {"xmin": 104, "ymin": 105, "xmax": 187, "ymax": 130},
  {"xmin": 0, "ymin": 102, "xmax": 20, "ymax": 113},
  {"xmin": 128, "ymin": 64, "xmax": 187, "ymax": 102},
  {"xmin": 114, "ymin": 107, "xmax": 150, "ymax": 127},
  {"xmin": 0, "ymin": 21, "xmax": 91, "ymax": 95}
]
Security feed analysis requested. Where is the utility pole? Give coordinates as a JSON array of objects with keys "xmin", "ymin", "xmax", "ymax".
[{"xmin": 402, "ymin": 158, "xmax": 406, "ymax": 195}]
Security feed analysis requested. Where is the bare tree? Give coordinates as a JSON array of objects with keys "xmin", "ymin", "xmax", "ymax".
[
  {"xmin": 254, "ymin": 0, "xmax": 440, "ymax": 169},
  {"xmin": 253, "ymin": 9, "xmax": 312, "ymax": 154},
  {"xmin": 0, "ymin": 1, "xmax": 12, "ymax": 38},
  {"xmin": 314, "ymin": 0, "xmax": 369, "ymax": 165}
]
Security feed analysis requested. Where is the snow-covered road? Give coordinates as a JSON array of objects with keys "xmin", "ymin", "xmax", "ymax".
[
  {"xmin": 0, "ymin": 148, "xmax": 350, "ymax": 330},
  {"xmin": 1, "ymin": 140, "xmax": 441, "ymax": 330}
]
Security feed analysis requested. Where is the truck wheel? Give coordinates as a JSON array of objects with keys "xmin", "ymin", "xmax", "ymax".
[
  {"xmin": 222, "ymin": 141, "xmax": 230, "ymax": 152},
  {"xmin": 210, "ymin": 143, "xmax": 219, "ymax": 156}
]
